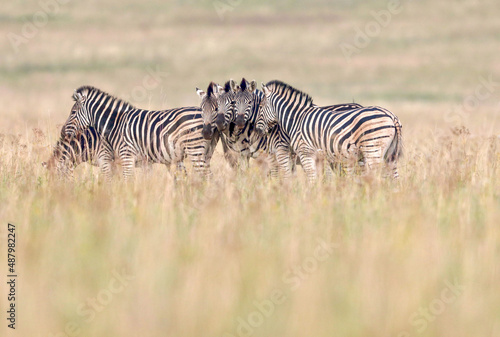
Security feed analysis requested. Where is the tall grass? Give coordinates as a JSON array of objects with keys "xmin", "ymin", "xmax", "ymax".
[
  {"xmin": 0, "ymin": 120, "xmax": 499, "ymax": 337},
  {"xmin": 1, "ymin": 0, "xmax": 500, "ymax": 336}
]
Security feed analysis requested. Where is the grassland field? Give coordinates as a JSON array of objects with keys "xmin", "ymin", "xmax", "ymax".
[{"xmin": 1, "ymin": 0, "xmax": 500, "ymax": 336}]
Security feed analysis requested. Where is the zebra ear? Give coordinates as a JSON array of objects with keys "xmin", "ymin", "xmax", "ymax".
[
  {"xmin": 229, "ymin": 79, "xmax": 237, "ymax": 92},
  {"xmin": 196, "ymin": 88, "xmax": 206, "ymax": 99},
  {"xmin": 212, "ymin": 83, "xmax": 221, "ymax": 98},
  {"xmin": 73, "ymin": 91, "xmax": 85, "ymax": 103},
  {"xmin": 262, "ymin": 83, "xmax": 270, "ymax": 96},
  {"xmin": 249, "ymin": 80, "xmax": 257, "ymax": 93}
]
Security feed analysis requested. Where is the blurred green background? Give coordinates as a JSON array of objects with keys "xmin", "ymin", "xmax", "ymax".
[{"xmin": 1, "ymin": 0, "xmax": 499, "ymax": 134}]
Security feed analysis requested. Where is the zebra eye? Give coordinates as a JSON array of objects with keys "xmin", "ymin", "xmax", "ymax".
[{"xmin": 231, "ymin": 101, "xmax": 236, "ymax": 105}]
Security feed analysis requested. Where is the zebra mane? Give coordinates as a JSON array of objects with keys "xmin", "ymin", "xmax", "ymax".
[
  {"xmin": 265, "ymin": 80, "xmax": 314, "ymax": 106},
  {"xmin": 206, "ymin": 82, "xmax": 216, "ymax": 97},
  {"xmin": 73, "ymin": 85, "xmax": 136, "ymax": 109}
]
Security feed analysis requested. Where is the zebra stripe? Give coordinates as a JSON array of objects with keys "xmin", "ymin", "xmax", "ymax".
[
  {"xmin": 256, "ymin": 80, "xmax": 402, "ymax": 181},
  {"xmin": 234, "ymin": 79, "xmax": 365, "ymax": 178},
  {"xmin": 62, "ymin": 86, "xmax": 219, "ymax": 178},
  {"xmin": 197, "ymin": 81, "xmax": 241, "ymax": 168},
  {"xmin": 197, "ymin": 80, "xmax": 273, "ymax": 170},
  {"xmin": 44, "ymin": 127, "xmax": 114, "ymax": 179}
]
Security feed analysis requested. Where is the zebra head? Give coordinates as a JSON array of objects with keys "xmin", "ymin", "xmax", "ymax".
[
  {"xmin": 197, "ymin": 82, "xmax": 221, "ymax": 140},
  {"xmin": 256, "ymin": 83, "xmax": 278, "ymax": 136},
  {"xmin": 215, "ymin": 80, "xmax": 238, "ymax": 132},
  {"xmin": 62, "ymin": 89, "xmax": 91, "ymax": 139},
  {"xmin": 43, "ymin": 139, "xmax": 74, "ymax": 179},
  {"xmin": 235, "ymin": 78, "xmax": 257, "ymax": 129}
]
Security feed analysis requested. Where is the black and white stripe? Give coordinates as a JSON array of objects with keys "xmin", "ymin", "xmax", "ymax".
[
  {"xmin": 196, "ymin": 81, "xmax": 240, "ymax": 168},
  {"xmin": 198, "ymin": 80, "xmax": 273, "ymax": 170},
  {"xmin": 62, "ymin": 86, "xmax": 219, "ymax": 178},
  {"xmin": 44, "ymin": 126, "xmax": 114, "ymax": 179},
  {"xmin": 256, "ymin": 80, "xmax": 402, "ymax": 180},
  {"xmin": 234, "ymin": 79, "xmax": 365, "ymax": 178}
]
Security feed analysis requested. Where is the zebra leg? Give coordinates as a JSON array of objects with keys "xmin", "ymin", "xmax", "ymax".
[
  {"xmin": 323, "ymin": 161, "xmax": 334, "ymax": 181},
  {"xmin": 329, "ymin": 162, "xmax": 341, "ymax": 176},
  {"xmin": 221, "ymin": 136, "xmax": 239, "ymax": 169},
  {"xmin": 316, "ymin": 150, "xmax": 334, "ymax": 181},
  {"xmin": 120, "ymin": 150, "xmax": 136, "ymax": 180},
  {"xmin": 185, "ymin": 150, "xmax": 210, "ymax": 177},
  {"xmin": 98, "ymin": 159, "xmax": 114, "ymax": 181},
  {"xmin": 170, "ymin": 161, "xmax": 187, "ymax": 182},
  {"xmin": 297, "ymin": 147, "xmax": 318, "ymax": 182},
  {"xmin": 388, "ymin": 162, "xmax": 399, "ymax": 179},
  {"xmin": 291, "ymin": 152, "xmax": 301, "ymax": 175},
  {"xmin": 267, "ymin": 152, "xmax": 279, "ymax": 179},
  {"xmin": 275, "ymin": 146, "xmax": 293, "ymax": 179},
  {"xmin": 361, "ymin": 135, "xmax": 394, "ymax": 176},
  {"xmin": 176, "ymin": 161, "xmax": 187, "ymax": 176},
  {"xmin": 96, "ymin": 152, "xmax": 114, "ymax": 181}
]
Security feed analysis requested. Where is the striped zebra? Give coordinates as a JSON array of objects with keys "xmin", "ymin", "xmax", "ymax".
[
  {"xmin": 255, "ymin": 80, "xmax": 402, "ymax": 181},
  {"xmin": 197, "ymin": 80, "xmax": 277, "ymax": 171},
  {"xmin": 43, "ymin": 126, "xmax": 114, "ymax": 179},
  {"xmin": 233, "ymin": 78, "xmax": 364, "ymax": 178},
  {"xmin": 62, "ymin": 86, "xmax": 219, "ymax": 178},
  {"xmin": 196, "ymin": 81, "xmax": 240, "ymax": 168}
]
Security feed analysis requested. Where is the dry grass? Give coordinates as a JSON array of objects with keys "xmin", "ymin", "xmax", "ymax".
[{"xmin": 1, "ymin": 0, "xmax": 500, "ymax": 336}]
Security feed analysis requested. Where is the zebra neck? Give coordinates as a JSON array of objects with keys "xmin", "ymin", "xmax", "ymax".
[
  {"xmin": 273, "ymin": 95, "xmax": 309, "ymax": 140},
  {"xmin": 248, "ymin": 90, "xmax": 264, "ymax": 124},
  {"xmin": 93, "ymin": 101, "xmax": 131, "ymax": 139},
  {"xmin": 56, "ymin": 138, "xmax": 81, "ymax": 167}
]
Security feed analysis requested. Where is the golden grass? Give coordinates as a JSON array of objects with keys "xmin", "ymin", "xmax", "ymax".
[{"xmin": 1, "ymin": 0, "xmax": 500, "ymax": 336}]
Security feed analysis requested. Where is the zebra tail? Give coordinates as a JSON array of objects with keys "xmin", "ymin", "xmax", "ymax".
[{"xmin": 384, "ymin": 117, "xmax": 403, "ymax": 163}]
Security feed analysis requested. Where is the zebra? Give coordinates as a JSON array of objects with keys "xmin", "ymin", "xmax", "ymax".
[
  {"xmin": 62, "ymin": 86, "xmax": 220, "ymax": 179},
  {"xmin": 197, "ymin": 80, "xmax": 276, "ymax": 171},
  {"xmin": 43, "ymin": 126, "xmax": 114, "ymax": 179},
  {"xmin": 196, "ymin": 81, "xmax": 240, "ymax": 168},
  {"xmin": 233, "ymin": 78, "xmax": 365, "ymax": 178},
  {"xmin": 255, "ymin": 80, "xmax": 402, "ymax": 181}
]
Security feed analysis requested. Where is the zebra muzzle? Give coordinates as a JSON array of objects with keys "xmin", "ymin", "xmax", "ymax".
[
  {"xmin": 235, "ymin": 115, "xmax": 246, "ymax": 129},
  {"xmin": 215, "ymin": 114, "xmax": 226, "ymax": 131},
  {"xmin": 202, "ymin": 124, "xmax": 213, "ymax": 140}
]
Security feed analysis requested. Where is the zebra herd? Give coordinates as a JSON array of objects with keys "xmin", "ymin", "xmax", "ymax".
[{"xmin": 44, "ymin": 78, "xmax": 402, "ymax": 182}]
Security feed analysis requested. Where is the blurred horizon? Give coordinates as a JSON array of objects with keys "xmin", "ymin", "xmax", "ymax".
[{"xmin": 1, "ymin": 0, "xmax": 499, "ymax": 134}]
